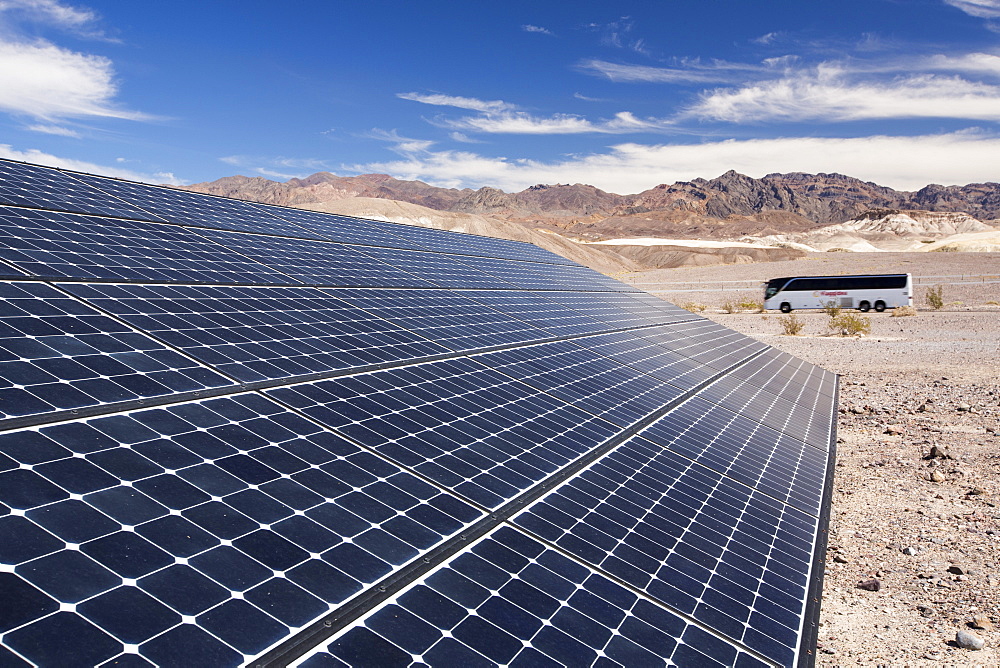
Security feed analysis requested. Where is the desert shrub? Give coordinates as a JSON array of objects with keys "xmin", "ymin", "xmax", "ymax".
[
  {"xmin": 931, "ymin": 245, "xmax": 959, "ymax": 252},
  {"xmin": 720, "ymin": 300, "xmax": 738, "ymax": 314},
  {"xmin": 821, "ymin": 300, "xmax": 842, "ymax": 318},
  {"xmin": 778, "ymin": 313, "xmax": 804, "ymax": 335},
  {"xmin": 679, "ymin": 301, "xmax": 708, "ymax": 312},
  {"xmin": 891, "ymin": 305, "xmax": 917, "ymax": 317},
  {"xmin": 986, "ymin": 300, "xmax": 1000, "ymax": 306},
  {"xmin": 737, "ymin": 299, "xmax": 765, "ymax": 313},
  {"xmin": 925, "ymin": 285, "xmax": 945, "ymax": 310},
  {"xmin": 828, "ymin": 313, "xmax": 871, "ymax": 336}
]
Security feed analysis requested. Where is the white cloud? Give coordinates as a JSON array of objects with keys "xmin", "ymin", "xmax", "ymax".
[
  {"xmin": 943, "ymin": 0, "xmax": 1000, "ymax": 18},
  {"xmin": 522, "ymin": 24, "xmax": 553, "ymax": 35},
  {"xmin": 0, "ymin": 144, "xmax": 180, "ymax": 184},
  {"xmin": 25, "ymin": 123, "xmax": 79, "ymax": 136},
  {"xmin": 578, "ymin": 58, "xmax": 759, "ymax": 84},
  {"xmin": 0, "ymin": 38, "xmax": 147, "ymax": 121},
  {"xmin": 346, "ymin": 131, "xmax": 1000, "ymax": 193},
  {"xmin": 397, "ymin": 92, "xmax": 514, "ymax": 112},
  {"xmin": 685, "ymin": 68, "xmax": 1000, "ymax": 122},
  {"xmin": 752, "ymin": 32, "xmax": 779, "ymax": 45},
  {"xmin": 438, "ymin": 110, "xmax": 673, "ymax": 135}
]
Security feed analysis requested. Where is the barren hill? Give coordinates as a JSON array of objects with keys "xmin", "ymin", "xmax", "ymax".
[{"xmin": 184, "ymin": 170, "xmax": 1000, "ymax": 242}]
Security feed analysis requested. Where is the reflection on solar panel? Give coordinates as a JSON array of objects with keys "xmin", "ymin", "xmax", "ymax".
[{"xmin": 0, "ymin": 158, "xmax": 836, "ymax": 668}]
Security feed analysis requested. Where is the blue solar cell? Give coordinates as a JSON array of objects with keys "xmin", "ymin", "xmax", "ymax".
[
  {"xmin": 0, "ymin": 393, "xmax": 484, "ymax": 665},
  {"xmin": 456, "ymin": 254, "xmax": 639, "ymax": 291},
  {"xmin": 60, "ymin": 283, "xmax": 453, "ymax": 382},
  {"xmin": 358, "ymin": 246, "xmax": 519, "ymax": 289},
  {"xmin": 266, "ymin": 357, "xmax": 623, "ymax": 509},
  {"xmin": 536, "ymin": 291, "xmax": 694, "ymax": 327},
  {"xmin": 302, "ymin": 527, "xmax": 764, "ymax": 667},
  {"xmin": 0, "ymin": 205, "xmax": 293, "ymax": 284},
  {"xmin": 0, "ymin": 281, "xmax": 234, "ymax": 423},
  {"xmin": 513, "ymin": 437, "xmax": 820, "ymax": 667},
  {"xmin": 471, "ymin": 340, "xmax": 686, "ymax": 426},
  {"xmin": 0, "ymin": 159, "xmax": 159, "ymax": 220},
  {"xmin": 193, "ymin": 228, "xmax": 436, "ymax": 287},
  {"xmin": 322, "ymin": 288, "xmax": 562, "ymax": 352},
  {"xmin": 69, "ymin": 173, "xmax": 322, "ymax": 237}
]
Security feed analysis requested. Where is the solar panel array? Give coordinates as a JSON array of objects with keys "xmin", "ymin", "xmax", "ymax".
[{"xmin": 0, "ymin": 158, "xmax": 837, "ymax": 668}]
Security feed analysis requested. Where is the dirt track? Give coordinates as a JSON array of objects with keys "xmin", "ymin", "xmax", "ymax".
[{"xmin": 644, "ymin": 252, "xmax": 1000, "ymax": 665}]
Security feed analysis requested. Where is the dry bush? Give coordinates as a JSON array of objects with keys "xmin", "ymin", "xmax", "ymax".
[
  {"xmin": 720, "ymin": 300, "xmax": 738, "ymax": 314},
  {"xmin": 821, "ymin": 300, "xmax": 842, "ymax": 318},
  {"xmin": 679, "ymin": 301, "xmax": 707, "ymax": 313},
  {"xmin": 828, "ymin": 313, "xmax": 871, "ymax": 336},
  {"xmin": 738, "ymin": 299, "xmax": 765, "ymax": 313},
  {"xmin": 925, "ymin": 285, "xmax": 945, "ymax": 310},
  {"xmin": 778, "ymin": 313, "xmax": 804, "ymax": 335},
  {"xmin": 891, "ymin": 305, "xmax": 917, "ymax": 317}
]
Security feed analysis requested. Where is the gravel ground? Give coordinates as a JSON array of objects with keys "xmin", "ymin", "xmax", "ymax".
[{"xmin": 693, "ymin": 307, "xmax": 1000, "ymax": 666}]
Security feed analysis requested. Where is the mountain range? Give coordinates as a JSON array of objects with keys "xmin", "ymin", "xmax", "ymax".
[{"xmin": 183, "ymin": 170, "xmax": 1000, "ymax": 241}]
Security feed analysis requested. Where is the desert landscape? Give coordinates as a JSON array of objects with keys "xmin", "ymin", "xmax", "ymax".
[{"xmin": 637, "ymin": 253, "xmax": 1000, "ymax": 666}]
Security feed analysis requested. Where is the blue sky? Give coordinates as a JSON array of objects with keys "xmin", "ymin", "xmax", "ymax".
[{"xmin": 2, "ymin": 0, "xmax": 1000, "ymax": 193}]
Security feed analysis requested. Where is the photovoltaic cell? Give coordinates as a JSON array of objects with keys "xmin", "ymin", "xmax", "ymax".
[
  {"xmin": 357, "ymin": 246, "xmax": 518, "ymax": 289},
  {"xmin": 298, "ymin": 526, "xmax": 770, "ymax": 668},
  {"xmin": 562, "ymin": 329, "xmax": 719, "ymax": 389},
  {"xmin": 638, "ymin": 396, "xmax": 829, "ymax": 515},
  {"xmin": 0, "ymin": 281, "xmax": 233, "ymax": 422},
  {"xmin": 59, "ymin": 283, "xmax": 453, "ymax": 383},
  {"xmin": 0, "ymin": 393, "xmax": 483, "ymax": 667},
  {"xmin": 321, "ymin": 289, "xmax": 560, "ymax": 352},
  {"xmin": 0, "ymin": 206, "xmax": 292, "ymax": 284},
  {"xmin": 695, "ymin": 370, "xmax": 834, "ymax": 450},
  {"xmin": 69, "ymin": 173, "xmax": 323, "ymax": 238},
  {"xmin": 0, "ymin": 161, "xmax": 160, "ymax": 221},
  {"xmin": 452, "ymin": 254, "xmax": 636, "ymax": 292},
  {"xmin": 258, "ymin": 208, "xmax": 430, "ymax": 251},
  {"xmin": 458, "ymin": 290, "xmax": 612, "ymax": 337},
  {"xmin": 637, "ymin": 320, "xmax": 770, "ymax": 371},
  {"xmin": 471, "ymin": 340, "xmax": 686, "ymax": 427},
  {"xmin": 193, "ymin": 229, "xmax": 437, "ymax": 287},
  {"xmin": 266, "ymin": 357, "xmax": 623, "ymax": 509},
  {"xmin": 513, "ymin": 435, "xmax": 821, "ymax": 667},
  {"xmin": 536, "ymin": 291, "xmax": 696, "ymax": 328}
]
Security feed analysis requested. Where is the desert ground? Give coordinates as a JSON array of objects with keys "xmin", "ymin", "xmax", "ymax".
[{"xmin": 634, "ymin": 252, "xmax": 1000, "ymax": 666}]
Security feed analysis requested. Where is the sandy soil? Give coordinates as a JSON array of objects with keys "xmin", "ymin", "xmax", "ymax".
[{"xmin": 654, "ymin": 256, "xmax": 999, "ymax": 665}]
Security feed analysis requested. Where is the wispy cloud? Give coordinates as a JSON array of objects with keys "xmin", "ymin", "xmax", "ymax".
[
  {"xmin": 522, "ymin": 24, "xmax": 553, "ymax": 35},
  {"xmin": 219, "ymin": 154, "xmax": 329, "ymax": 179},
  {"xmin": 0, "ymin": 143, "xmax": 179, "ymax": 183},
  {"xmin": 0, "ymin": 0, "xmax": 114, "ymax": 39},
  {"xmin": 397, "ymin": 92, "xmax": 514, "ymax": 112},
  {"xmin": 752, "ymin": 32, "xmax": 780, "ymax": 45},
  {"xmin": 942, "ymin": 0, "xmax": 1000, "ymax": 18},
  {"xmin": 578, "ymin": 58, "xmax": 763, "ymax": 84},
  {"xmin": 25, "ymin": 123, "xmax": 79, "ymax": 137},
  {"xmin": 588, "ymin": 17, "xmax": 651, "ymax": 56},
  {"xmin": 437, "ymin": 110, "xmax": 673, "ymax": 135},
  {"xmin": 684, "ymin": 67, "xmax": 1000, "ymax": 123},
  {"xmin": 347, "ymin": 130, "xmax": 1000, "ymax": 193}
]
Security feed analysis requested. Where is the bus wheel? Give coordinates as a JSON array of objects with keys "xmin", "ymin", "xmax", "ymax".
[
  {"xmin": 780, "ymin": 303, "xmax": 791, "ymax": 313},
  {"xmin": 858, "ymin": 301, "xmax": 871, "ymax": 312},
  {"xmin": 874, "ymin": 301, "xmax": 886, "ymax": 312}
]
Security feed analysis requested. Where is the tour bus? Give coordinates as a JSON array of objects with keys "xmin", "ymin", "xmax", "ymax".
[{"xmin": 763, "ymin": 273, "xmax": 913, "ymax": 312}]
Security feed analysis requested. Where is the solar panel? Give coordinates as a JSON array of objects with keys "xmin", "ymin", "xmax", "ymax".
[
  {"xmin": 0, "ymin": 161, "xmax": 160, "ymax": 221},
  {"xmin": 0, "ymin": 393, "xmax": 483, "ymax": 666},
  {"xmin": 0, "ymin": 157, "xmax": 837, "ymax": 668},
  {"xmin": 70, "ymin": 173, "xmax": 323, "ymax": 238},
  {"xmin": 265, "ymin": 357, "xmax": 623, "ymax": 509},
  {"xmin": 59, "ymin": 283, "xmax": 454, "ymax": 383},
  {"xmin": 0, "ymin": 206, "xmax": 292, "ymax": 284},
  {"xmin": 0, "ymin": 281, "xmax": 234, "ymax": 426},
  {"xmin": 193, "ymin": 229, "xmax": 437, "ymax": 287}
]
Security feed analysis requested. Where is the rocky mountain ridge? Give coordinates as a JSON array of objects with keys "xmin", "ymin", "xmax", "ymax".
[{"xmin": 182, "ymin": 170, "xmax": 1000, "ymax": 240}]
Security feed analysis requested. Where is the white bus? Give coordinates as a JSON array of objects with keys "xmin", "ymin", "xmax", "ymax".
[{"xmin": 764, "ymin": 273, "xmax": 913, "ymax": 313}]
